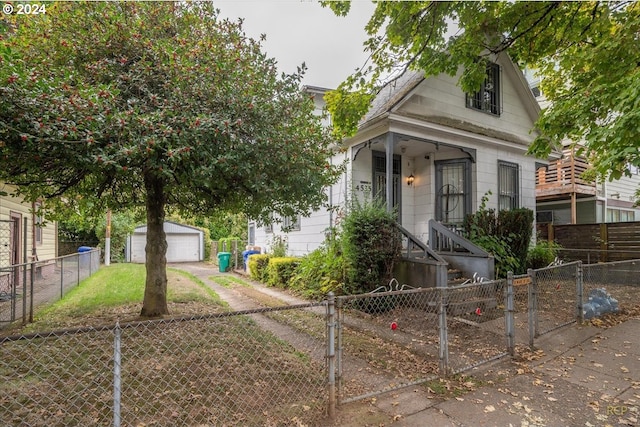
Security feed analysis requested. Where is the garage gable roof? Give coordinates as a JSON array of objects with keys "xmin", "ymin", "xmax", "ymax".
[{"xmin": 134, "ymin": 221, "xmax": 203, "ymax": 235}]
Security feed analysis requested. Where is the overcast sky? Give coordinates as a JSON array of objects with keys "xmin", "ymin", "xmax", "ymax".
[{"xmin": 215, "ymin": 1, "xmax": 376, "ymax": 89}]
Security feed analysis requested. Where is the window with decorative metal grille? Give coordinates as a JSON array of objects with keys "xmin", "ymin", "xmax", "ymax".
[
  {"xmin": 498, "ymin": 161, "xmax": 519, "ymax": 211},
  {"xmin": 466, "ymin": 62, "xmax": 501, "ymax": 115}
]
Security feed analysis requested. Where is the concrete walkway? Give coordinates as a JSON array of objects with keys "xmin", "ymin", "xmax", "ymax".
[
  {"xmin": 342, "ymin": 320, "xmax": 640, "ymax": 427},
  {"xmin": 172, "ymin": 262, "xmax": 639, "ymax": 427}
]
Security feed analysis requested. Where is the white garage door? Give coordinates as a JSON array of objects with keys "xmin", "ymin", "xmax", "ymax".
[
  {"xmin": 130, "ymin": 234, "xmax": 146, "ymax": 263},
  {"xmin": 130, "ymin": 233, "xmax": 200, "ymax": 263},
  {"xmin": 166, "ymin": 233, "xmax": 200, "ymax": 262}
]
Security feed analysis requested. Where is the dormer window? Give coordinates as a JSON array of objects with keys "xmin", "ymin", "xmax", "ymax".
[{"xmin": 466, "ymin": 62, "xmax": 501, "ymax": 116}]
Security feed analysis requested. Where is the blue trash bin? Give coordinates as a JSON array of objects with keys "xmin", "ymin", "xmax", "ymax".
[
  {"xmin": 242, "ymin": 250, "xmax": 260, "ymax": 271},
  {"xmin": 78, "ymin": 246, "xmax": 92, "ymax": 269}
]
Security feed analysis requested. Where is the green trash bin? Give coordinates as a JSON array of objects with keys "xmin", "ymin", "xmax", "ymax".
[{"xmin": 217, "ymin": 252, "xmax": 232, "ymax": 273}]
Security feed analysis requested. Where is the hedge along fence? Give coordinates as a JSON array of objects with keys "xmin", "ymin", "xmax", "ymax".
[
  {"xmin": 248, "ymin": 254, "xmax": 271, "ymax": 282},
  {"xmin": 266, "ymin": 257, "xmax": 300, "ymax": 288},
  {"xmin": 248, "ymin": 255, "xmax": 301, "ymax": 289}
]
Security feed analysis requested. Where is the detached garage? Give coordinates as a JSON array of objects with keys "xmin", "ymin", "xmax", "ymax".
[{"xmin": 126, "ymin": 221, "xmax": 204, "ymax": 263}]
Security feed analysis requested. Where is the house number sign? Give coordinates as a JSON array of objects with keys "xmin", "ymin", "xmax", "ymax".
[{"xmin": 355, "ymin": 181, "xmax": 372, "ymax": 193}]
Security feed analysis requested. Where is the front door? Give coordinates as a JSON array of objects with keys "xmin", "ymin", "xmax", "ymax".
[
  {"xmin": 435, "ymin": 159, "xmax": 471, "ymax": 227},
  {"xmin": 372, "ymin": 151, "xmax": 401, "ymax": 218},
  {"xmin": 9, "ymin": 213, "xmax": 21, "ymax": 266}
]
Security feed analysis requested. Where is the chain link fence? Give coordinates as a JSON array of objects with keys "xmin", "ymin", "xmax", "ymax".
[
  {"xmin": 2, "ymin": 257, "xmax": 638, "ymax": 424},
  {"xmin": 0, "ymin": 249, "xmax": 101, "ymax": 327},
  {"xmin": 335, "ymin": 279, "xmax": 512, "ymax": 404},
  {"xmin": 528, "ymin": 258, "xmax": 640, "ymax": 345},
  {"xmin": 582, "ymin": 259, "xmax": 640, "ymax": 317},
  {"xmin": 528, "ymin": 261, "xmax": 580, "ymax": 340},
  {"xmin": 0, "ymin": 306, "xmax": 329, "ymax": 427}
]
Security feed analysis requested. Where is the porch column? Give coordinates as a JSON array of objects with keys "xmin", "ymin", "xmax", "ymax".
[{"xmin": 385, "ymin": 133, "xmax": 394, "ymax": 213}]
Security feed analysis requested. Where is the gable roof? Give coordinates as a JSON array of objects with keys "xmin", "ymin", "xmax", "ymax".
[
  {"xmin": 362, "ymin": 71, "xmax": 425, "ymax": 124},
  {"xmin": 358, "ymin": 55, "xmax": 541, "ymax": 132}
]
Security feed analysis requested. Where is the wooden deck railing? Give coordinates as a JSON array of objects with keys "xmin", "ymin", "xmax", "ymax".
[
  {"xmin": 536, "ymin": 153, "xmax": 596, "ymax": 197},
  {"xmin": 536, "ymin": 154, "xmax": 592, "ymax": 186}
]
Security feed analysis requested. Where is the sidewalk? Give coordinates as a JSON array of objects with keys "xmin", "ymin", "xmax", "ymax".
[{"xmin": 341, "ymin": 319, "xmax": 640, "ymax": 427}]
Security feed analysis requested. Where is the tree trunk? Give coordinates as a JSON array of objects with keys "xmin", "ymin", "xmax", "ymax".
[{"xmin": 140, "ymin": 172, "xmax": 169, "ymax": 317}]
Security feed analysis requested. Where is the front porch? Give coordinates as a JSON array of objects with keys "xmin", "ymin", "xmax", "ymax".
[
  {"xmin": 350, "ymin": 130, "xmax": 477, "ymax": 245},
  {"xmin": 349, "ymin": 131, "xmax": 497, "ymax": 284}
]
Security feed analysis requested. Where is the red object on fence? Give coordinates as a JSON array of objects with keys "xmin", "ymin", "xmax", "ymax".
[
  {"xmin": 390, "ymin": 322, "xmax": 398, "ymax": 330},
  {"xmin": 475, "ymin": 307, "xmax": 482, "ymax": 316}
]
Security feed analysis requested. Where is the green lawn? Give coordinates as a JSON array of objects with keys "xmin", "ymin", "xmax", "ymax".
[{"xmin": 22, "ymin": 264, "xmax": 224, "ymax": 332}]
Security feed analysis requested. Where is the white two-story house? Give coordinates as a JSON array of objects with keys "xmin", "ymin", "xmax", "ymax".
[{"xmin": 251, "ymin": 54, "xmax": 541, "ymax": 260}]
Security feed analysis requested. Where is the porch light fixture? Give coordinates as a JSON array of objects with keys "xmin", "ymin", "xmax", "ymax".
[{"xmin": 407, "ymin": 174, "xmax": 415, "ymax": 186}]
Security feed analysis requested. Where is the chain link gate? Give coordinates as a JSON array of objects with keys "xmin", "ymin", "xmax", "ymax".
[{"xmin": 528, "ymin": 261, "xmax": 580, "ymax": 343}]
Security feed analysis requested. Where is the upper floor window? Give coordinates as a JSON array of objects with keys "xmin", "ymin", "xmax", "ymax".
[
  {"xmin": 466, "ymin": 62, "xmax": 501, "ymax": 116},
  {"xmin": 498, "ymin": 161, "xmax": 519, "ymax": 211}
]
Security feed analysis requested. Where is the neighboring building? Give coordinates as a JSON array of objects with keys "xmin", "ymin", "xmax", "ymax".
[
  {"xmin": 0, "ymin": 182, "xmax": 57, "ymax": 266},
  {"xmin": 524, "ymin": 70, "xmax": 640, "ymax": 225},
  {"xmin": 535, "ymin": 149, "xmax": 640, "ymax": 226},
  {"xmin": 253, "ymin": 54, "xmax": 541, "ymax": 257},
  {"xmin": 125, "ymin": 221, "xmax": 205, "ymax": 263},
  {"xmin": 0, "ymin": 182, "xmax": 58, "ymax": 294}
]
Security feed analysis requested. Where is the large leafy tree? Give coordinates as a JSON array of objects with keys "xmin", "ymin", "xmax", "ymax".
[
  {"xmin": 325, "ymin": 1, "xmax": 640, "ymax": 185},
  {"xmin": 0, "ymin": 2, "xmax": 339, "ymax": 316}
]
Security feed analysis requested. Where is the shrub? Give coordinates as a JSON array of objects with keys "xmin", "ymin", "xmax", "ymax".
[
  {"xmin": 464, "ymin": 192, "xmax": 527, "ymax": 277},
  {"xmin": 269, "ymin": 235, "xmax": 288, "ymax": 257},
  {"xmin": 341, "ymin": 198, "xmax": 402, "ymax": 294},
  {"xmin": 266, "ymin": 257, "xmax": 300, "ymax": 288},
  {"xmin": 218, "ymin": 237, "xmax": 241, "ymax": 252},
  {"xmin": 248, "ymin": 254, "xmax": 270, "ymax": 282},
  {"xmin": 289, "ymin": 231, "xmax": 346, "ymax": 299},
  {"xmin": 498, "ymin": 208, "xmax": 534, "ymax": 271},
  {"xmin": 526, "ymin": 240, "xmax": 562, "ymax": 270}
]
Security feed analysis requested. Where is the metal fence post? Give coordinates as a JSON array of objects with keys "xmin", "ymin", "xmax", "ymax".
[
  {"xmin": 336, "ymin": 296, "xmax": 343, "ymax": 405},
  {"xmin": 527, "ymin": 268, "xmax": 536, "ymax": 348},
  {"xmin": 113, "ymin": 323, "xmax": 122, "ymax": 427},
  {"xmin": 22, "ymin": 218, "xmax": 28, "ymax": 325},
  {"xmin": 438, "ymin": 286, "xmax": 449, "ymax": 376},
  {"xmin": 29, "ymin": 261, "xmax": 34, "ymax": 323},
  {"xmin": 22, "ymin": 264, "xmax": 27, "ymax": 326},
  {"xmin": 60, "ymin": 257, "xmax": 64, "ymax": 299},
  {"xmin": 576, "ymin": 261, "xmax": 584, "ymax": 323},
  {"xmin": 326, "ymin": 292, "xmax": 336, "ymax": 420},
  {"xmin": 505, "ymin": 272, "xmax": 515, "ymax": 357},
  {"xmin": 11, "ymin": 264, "xmax": 16, "ymax": 322}
]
